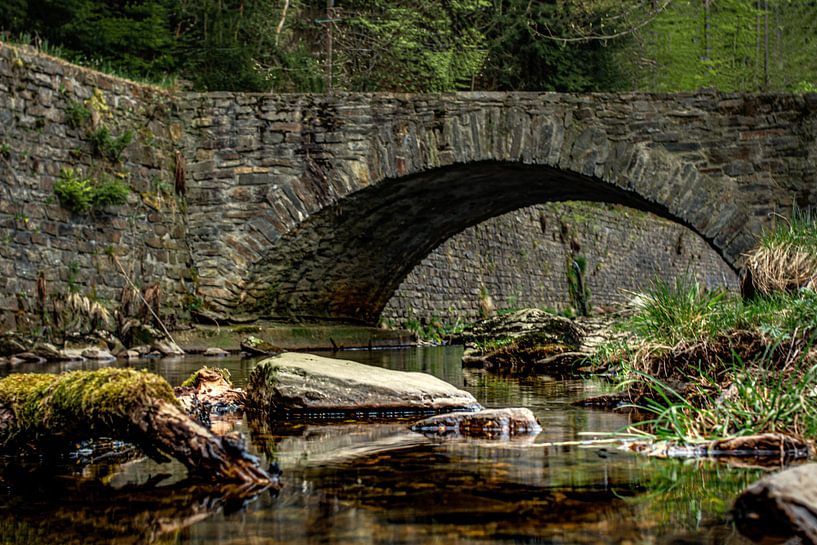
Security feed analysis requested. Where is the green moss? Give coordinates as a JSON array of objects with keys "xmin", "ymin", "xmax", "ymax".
[
  {"xmin": 180, "ymin": 367, "xmax": 232, "ymax": 388},
  {"xmin": 0, "ymin": 369, "xmax": 177, "ymax": 444}
]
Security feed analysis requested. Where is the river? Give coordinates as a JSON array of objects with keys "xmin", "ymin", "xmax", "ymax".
[{"xmin": 0, "ymin": 346, "xmax": 762, "ymax": 544}]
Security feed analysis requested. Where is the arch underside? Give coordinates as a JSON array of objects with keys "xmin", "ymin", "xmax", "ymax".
[{"xmin": 240, "ymin": 161, "xmax": 739, "ymax": 325}]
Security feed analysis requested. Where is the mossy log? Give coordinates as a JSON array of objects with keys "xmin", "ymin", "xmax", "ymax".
[{"xmin": 0, "ymin": 369, "xmax": 273, "ymax": 485}]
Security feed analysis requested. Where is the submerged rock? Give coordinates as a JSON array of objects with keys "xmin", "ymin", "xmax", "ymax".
[
  {"xmin": 410, "ymin": 408, "xmax": 541, "ymax": 439},
  {"xmin": 734, "ymin": 463, "xmax": 817, "ymax": 544},
  {"xmin": 461, "ymin": 309, "xmax": 583, "ymax": 374},
  {"xmin": 246, "ymin": 352, "xmax": 481, "ymax": 417},
  {"xmin": 204, "ymin": 347, "xmax": 230, "ymax": 357},
  {"xmin": 625, "ymin": 433, "xmax": 810, "ymax": 460}
]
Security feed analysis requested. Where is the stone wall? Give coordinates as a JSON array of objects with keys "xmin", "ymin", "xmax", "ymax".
[
  {"xmin": 0, "ymin": 45, "xmax": 191, "ymax": 329},
  {"xmin": 382, "ymin": 202, "xmax": 738, "ymax": 324}
]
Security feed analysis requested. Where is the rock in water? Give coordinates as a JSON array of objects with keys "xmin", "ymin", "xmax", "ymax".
[
  {"xmin": 734, "ymin": 463, "xmax": 817, "ymax": 544},
  {"xmin": 410, "ymin": 408, "xmax": 541, "ymax": 439},
  {"xmin": 246, "ymin": 353, "xmax": 481, "ymax": 417},
  {"xmin": 461, "ymin": 308, "xmax": 583, "ymax": 374},
  {"xmin": 240, "ymin": 336, "xmax": 281, "ymax": 356}
]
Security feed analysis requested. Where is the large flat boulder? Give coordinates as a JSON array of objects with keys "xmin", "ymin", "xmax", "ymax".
[{"xmin": 246, "ymin": 353, "xmax": 481, "ymax": 417}]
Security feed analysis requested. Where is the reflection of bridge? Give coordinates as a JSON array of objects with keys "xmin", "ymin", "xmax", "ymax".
[{"xmin": 180, "ymin": 92, "xmax": 817, "ymax": 323}]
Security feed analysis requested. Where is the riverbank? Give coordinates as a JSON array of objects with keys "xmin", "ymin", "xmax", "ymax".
[{"xmin": 587, "ymin": 211, "xmax": 817, "ymax": 445}]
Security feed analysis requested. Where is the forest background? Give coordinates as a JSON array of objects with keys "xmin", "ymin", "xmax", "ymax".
[{"xmin": 1, "ymin": 1, "xmax": 816, "ymax": 95}]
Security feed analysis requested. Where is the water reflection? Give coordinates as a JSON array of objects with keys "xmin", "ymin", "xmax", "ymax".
[{"xmin": 0, "ymin": 346, "xmax": 770, "ymax": 544}]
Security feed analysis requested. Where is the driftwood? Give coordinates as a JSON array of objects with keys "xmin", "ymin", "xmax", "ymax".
[{"xmin": 0, "ymin": 368, "xmax": 273, "ymax": 485}]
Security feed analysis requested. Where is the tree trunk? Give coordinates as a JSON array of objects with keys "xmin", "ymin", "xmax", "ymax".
[{"xmin": 0, "ymin": 369, "xmax": 273, "ymax": 485}]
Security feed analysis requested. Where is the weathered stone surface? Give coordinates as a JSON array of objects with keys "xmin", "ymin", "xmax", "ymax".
[
  {"xmin": 153, "ymin": 340, "xmax": 185, "ymax": 357},
  {"xmin": 461, "ymin": 309, "xmax": 583, "ymax": 373},
  {"xmin": 246, "ymin": 353, "xmax": 481, "ymax": 416},
  {"xmin": 410, "ymin": 408, "xmax": 541, "ymax": 439},
  {"xmin": 383, "ymin": 202, "xmax": 738, "ymax": 324},
  {"xmin": 0, "ymin": 333, "xmax": 30, "ymax": 357},
  {"xmin": 734, "ymin": 463, "xmax": 817, "ymax": 544},
  {"xmin": 203, "ymin": 347, "xmax": 230, "ymax": 357},
  {"xmin": 240, "ymin": 336, "xmax": 281, "ymax": 356},
  {"xmin": 80, "ymin": 347, "xmax": 116, "ymax": 361}
]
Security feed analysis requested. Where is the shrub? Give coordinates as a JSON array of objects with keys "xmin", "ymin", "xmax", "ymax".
[
  {"xmin": 54, "ymin": 168, "xmax": 129, "ymax": 214},
  {"xmin": 91, "ymin": 177, "xmax": 130, "ymax": 209},
  {"xmin": 87, "ymin": 126, "xmax": 134, "ymax": 162},
  {"xmin": 65, "ymin": 100, "xmax": 91, "ymax": 129},
  {"xmin": 53, "ymin": 168, "xmax": 94, "ymax": 213}
]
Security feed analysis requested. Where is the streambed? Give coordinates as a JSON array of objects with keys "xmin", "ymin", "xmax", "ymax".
[{"xmin": 0, "ymin": 346, "xmax": 765, "ymax": 544}]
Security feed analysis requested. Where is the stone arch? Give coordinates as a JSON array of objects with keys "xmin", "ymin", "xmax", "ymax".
[
  {"xmin": 181, "ymin": 92, "xmax": 810, "ymax": 324},
  {"xmin": 237, "ymin": 142, "xmax": 747, "ymax": 324}
]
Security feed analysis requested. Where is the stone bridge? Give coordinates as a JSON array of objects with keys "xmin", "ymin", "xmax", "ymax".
[
  {"xmin": 179, "ymin": 92, "xmax": 817, "ymax": 323},
  {"xmin": 2, "ymin": 45, "xmax": 817, "ymax": 326}
]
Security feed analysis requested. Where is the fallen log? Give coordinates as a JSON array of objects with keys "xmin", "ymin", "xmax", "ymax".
[{"xmin": 0, "ymin": 368, "xmax": 273, "ymax": 485}]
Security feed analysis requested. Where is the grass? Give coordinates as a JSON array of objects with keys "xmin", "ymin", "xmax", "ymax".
[
  {"xmin": 2, "ymin": 32, "xmax": 178, "ymax": 89},
  {"xmin": 625, "ymin": 349, "xmax": 817, "ymax": 442},
  {"xmin": 594, "ymin": 272, "xmax": 817, "ymax": 442},
  {"xmin": 745, "ymin": 207, "xmax": 817, "ymax": 295},
  {"xmin": 404, "ymin": 316, "xmax": 467, "ymax": 344}
]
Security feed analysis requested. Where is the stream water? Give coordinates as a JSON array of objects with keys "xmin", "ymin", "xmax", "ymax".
[{"xmin": 0, "ymin": 346, "xmax": 767, "ymax": 544}]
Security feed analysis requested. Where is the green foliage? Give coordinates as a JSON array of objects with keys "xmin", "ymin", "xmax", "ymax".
[
  {"xmin": 64, "ymin": 100, "xmax": 91, "ymax": 129},
  {"xmin": 53, "ymin": 168, "xmax": 93, "ymax": 213},
  {"xmin": 4, "ymin": 0, "xmax": 815, "ymax": 93},
  {"xmin": 87, "ymin": 126, "xmax": 133, "ymax": 162},
  {"xmin": 336, "ymin": 1, "xmax": 490, "ymax": 92},
  {"xmin": 7, "ymin": 0, "xmax": 177, "ymax": 81},
  {"xmin": 567, "ymin": 255, "xmax": 590, "ymax": 317},
  {"xmin": 53, "ymin": 168, "xmax": 130, "ymax": 214},
  {"xmin": 619, "ymin": 0, "xmax": 817, "ymax": 92},
  {"xmin": 478, "ymin": 1, "xmax": 625, "ymax": 92},
  {"xmin": 404, "ymin": 316, "xmax": 467, "ymax": 344}
]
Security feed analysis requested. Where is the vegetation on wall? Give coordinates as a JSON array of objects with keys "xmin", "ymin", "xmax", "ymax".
[{"xmin": 53, "ymin": 168, "xmax": 130, "ymax": 215}]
